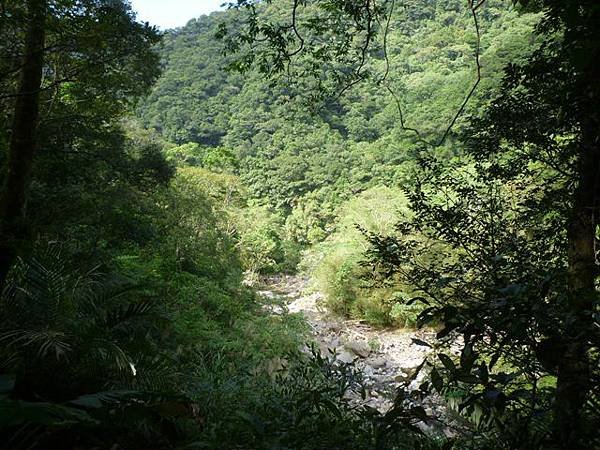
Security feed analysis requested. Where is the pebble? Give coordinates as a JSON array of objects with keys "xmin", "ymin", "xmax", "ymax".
[{"xmin": 336, "ymin": 350, "xmax": 355, "ymax": 364}]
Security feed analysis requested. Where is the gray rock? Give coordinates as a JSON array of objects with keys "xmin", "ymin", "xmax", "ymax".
[
  {"xmin": 328, "ymin": 323, "xmax": 342, "ymax": 332},
  {"xmin": 366, "ymin": 356, "xmax": 387, "ymax": 368},
  {"xmin": 400, "ymin": 362, "xmax": 421, "ymax": 378},
  {"xmin": 408, "ymin": 379, "xmax": 420, "ymax": 391},
  {"xmin": 345, "ymin": 340, "xmax": 371, "ymax": 358},
  {"xmin": 337, "ymin": 350, "xmax": 355, "ymax": 364},
  {"xmin": 328, "ymin": 336, "xmax": 341, "ymax": 348},
  {"xmin": 394, "ymin": 372, "xmax": 408, "ymax": 382}
]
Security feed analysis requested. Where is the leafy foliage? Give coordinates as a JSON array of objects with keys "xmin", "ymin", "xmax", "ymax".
[
  {"xmin": 309, "ymin": 187, "xmax": 423, "ymax": 326},
  {"xmin": 138, "ymin": 0, "xmax": 540, "ymax": 214},
  {"xmin": 4, "ymin": 0, "xmax": 599, "ymax": 447}
]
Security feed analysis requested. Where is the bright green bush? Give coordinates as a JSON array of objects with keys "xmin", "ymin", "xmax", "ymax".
[
  {"xmin": 310, "ymin": 187, "xmax": 424, "ymax": 327},
  {"xmin": 164, "ymin": 142, "xmax": 204, "ymax": 166},
  {"xmin": 284, "ymin": 190, "xmax": 338, "ymax": 245},
  {"xmin": 234, "ymin": 204, "xmax": 301, "ymax": 274}
]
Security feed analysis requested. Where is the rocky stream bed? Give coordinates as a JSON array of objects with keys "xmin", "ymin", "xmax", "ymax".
[{"xmin": 256, "ymin": 275, "xmax": 456, "ymax": 437}]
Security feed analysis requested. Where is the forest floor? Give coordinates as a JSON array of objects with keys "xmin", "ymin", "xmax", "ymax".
[{"xmin": 256, "ymin": 274, "xmax": 453, "ymax": 434}]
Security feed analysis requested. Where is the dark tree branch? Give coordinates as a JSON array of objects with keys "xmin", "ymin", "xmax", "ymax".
[
  {"xmin": 437, "ymin": 0, "xmax": 482, "ymax": 146},
  {"xmin": 287, "ymin": 0, "xmax": 305, "ymax": 57}
]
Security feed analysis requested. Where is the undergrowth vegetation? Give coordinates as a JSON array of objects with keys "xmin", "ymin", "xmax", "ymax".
[{"xmin": 2, "ymin": 0, "xmax": 599, "ymax": 448}]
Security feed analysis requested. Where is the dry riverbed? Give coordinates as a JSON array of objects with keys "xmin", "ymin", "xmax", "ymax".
[{"xmin": 256, "ymin": 274, "xmax": 455, "ymax": 435}]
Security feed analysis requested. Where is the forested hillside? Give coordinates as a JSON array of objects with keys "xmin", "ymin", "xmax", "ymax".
[
  {"xmin": 139, "ymin": 1, "xmax": 539, "ymax": 213},
  {"xmin": 138, "ymin": 0, "xmax": 541, "ymax": 323},
  {"xmin": 1, "ymin": 0, "xmax": 599, "ymax": 449}
]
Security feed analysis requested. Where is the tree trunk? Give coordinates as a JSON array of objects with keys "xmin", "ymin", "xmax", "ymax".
[
  {"xmin": 0, "ymin": 0, "xmax": 46, "ymax": 288},
  {"xmin": 554, "ymin": 116, "xmax": 599, "ymax": 448}
]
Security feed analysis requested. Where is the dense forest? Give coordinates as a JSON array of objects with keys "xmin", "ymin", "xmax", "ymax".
[{"xmin": 0, "ymin": 0, "xmax": 599, "ymax": 449}]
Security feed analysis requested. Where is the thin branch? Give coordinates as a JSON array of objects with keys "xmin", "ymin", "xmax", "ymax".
[
  {"xmin": 473, "ymin": 0, "xmax": 487, "ymax": 12},
  {"xmin": 334, "ymin": 0, "xmax": 375, "ymax": 100},
  {"xmin": 384, "ymin": 83, "xmax": 435, "ymax": 146},
  {"xmin": 360, "ymin": 0, "xmax": 373, "ymax": 75},
  {"xmin": 256, "ymin": 0, "xmax": 485, "ymax": 147},
  {"xmin": 378, "ymin": 0, "xmax": 484, "ymax": 147},
  {"xmin": 378, "ymin": 0, "xmax": 394, "ymax": 83},
  {"xmin": 437, "ymin": 0, "xmax": 482, "ymax": 146},
  {"xmin": 286, "ymin": 0, "xmax": 305, "ymax": 58},
  {"xmin": 376, "ymin": 0, "xmax": 434, "ymax": 146}
]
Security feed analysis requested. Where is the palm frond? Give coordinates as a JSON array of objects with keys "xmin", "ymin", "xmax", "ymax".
[
  {"xmin": 85, "ymin": 337, "xmax": 133, "ymax": 372},
  {"xmin": 101, "ymin": 299, "xmax": 156, "ymax": 330},
  {"xmin": 129, "ymin": 353, "xmax": 179, "ymax": 390},
  {"xmin": 0, "ymin": 329, "xmax": 72, "ymax": 361},
  {"xmin": 69, "ymin": 390, "xmax": 139, "ymax": 409}
]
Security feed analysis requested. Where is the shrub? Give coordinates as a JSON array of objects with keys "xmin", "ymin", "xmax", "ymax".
[
  {"xmin": 188, "ymin": 346, "xmax": 443, "ymax": 450},
  {"xmin": 310, "ymin": 187, "xmax": 425, "ymax": 327},
  {"xmin": 235, "ymin": 205, "xmax": 301, "ymax": 274}
]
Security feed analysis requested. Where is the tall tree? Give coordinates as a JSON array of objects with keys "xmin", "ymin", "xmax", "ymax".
[
  {"xmin": 0, "ymin": 0, "xmax": 46, "ymax": 288},
  {"xmin": 521, "ymin": 1, "xmax": 600, "ymax": 445},
  {"xmin": 464, "ymin": 1, "xmax": 600, "ymax": 445},
  {"xmin": 369, "ymin": 1, "xmax": 600, "ymax": 446},
  {"xmin": 0, "ymin": 0, "xmax": 160, "ymax": 287}
]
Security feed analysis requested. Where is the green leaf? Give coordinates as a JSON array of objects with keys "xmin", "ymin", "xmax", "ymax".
[
  {"xmin": 69, "ymin": 390, "xmax": 138, "ymax": 409},
  {"xmin": 430, "ymin": 368, "xmax": 443, "ymax": 391},
  {"xmin": 438, "ymin": 354, "xmax": 456, "ymax": 372},
  {"xmin": 411, "ymin": 338, "xmax": 432, "ymax": 348}
]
